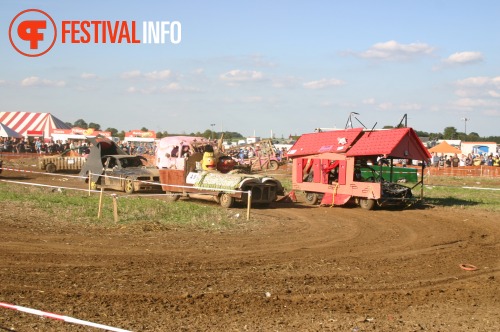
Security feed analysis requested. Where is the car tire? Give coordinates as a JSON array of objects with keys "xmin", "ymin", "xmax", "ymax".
[
  {"xmin": 268, "ymin": 160, "xmax": 279, "ymax": 171},
  {"xmin": 359, "ymin": 198, "xmax": 376, "ymax": 210},
  {"xmin": 164, "ymin": 191, "xmax": 180, "ymax": 202},
  {"xmin": 124, "ymin": 178, "xmax": 135, "ymax": 194},
  {"xmin": 219, "ymin": 193, "xmax": 234, "ymax": 208},
  {"xmin": 46, "ymin": 163, "xmax": 57, "ymax": 173},
  {"xmin": 304, "ymin": 192, "xmax": 319, "ymax": 205}
]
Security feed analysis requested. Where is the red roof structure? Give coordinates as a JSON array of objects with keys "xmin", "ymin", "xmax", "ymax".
[
  {"xmin": 287, "ymin": 128, "xmax": 363, "ymax": 158},
  {"xmin": 288, "ymin": 127, "xmax": 431, "ymax": 161},
  {"xmin": 346, "ymin": 128, "xmax": 431, "ymax": 160},
  {"xmin": 0, "ymin": 112, "xmax": 70, "ymax": 139}
]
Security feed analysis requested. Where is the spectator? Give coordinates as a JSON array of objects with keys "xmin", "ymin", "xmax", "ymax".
[{"xmin": 431, "ymin": 152, "xmax": 440, "ymax": 167}]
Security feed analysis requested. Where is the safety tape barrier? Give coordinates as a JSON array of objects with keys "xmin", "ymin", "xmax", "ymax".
[
  {"xmin": 0, "ymin": 302, "xmax": 132, "ymax": 332},
  {"xmin": 0, "ymin": 178, "xmax": 100, "ymax": 193},
  {"xmin": 0, "ymin": 166, "xmax": 247, "ymax": 195},
  {"xmin": 1, "ymin": 166, "xmax": 254, "ymax": 220}
]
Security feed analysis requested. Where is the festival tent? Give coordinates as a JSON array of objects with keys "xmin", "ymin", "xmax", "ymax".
[
  {"xmin": 428, "ymin": 141, "xmax": 462, "ymax": 154},
  {"xmin": 0, "ymin": 123, "xmax": 22, "ymax": 138},
  {"xmin": 0, "ymin": 112, "xmax": 71, "ymax": 139}
]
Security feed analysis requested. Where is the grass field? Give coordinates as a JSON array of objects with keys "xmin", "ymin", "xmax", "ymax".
[
  {"xmin": 1, "ymin": 175, "xmax": 498, "ymax": 227},
  {"xmin": 0, "ymin": 183, "xmax": 234, "ymax": 228}
]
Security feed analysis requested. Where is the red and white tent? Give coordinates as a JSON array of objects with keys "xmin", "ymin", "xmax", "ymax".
[{"xmin": 0, "ymin": 112, "xmax": 71, "ymax": 139}]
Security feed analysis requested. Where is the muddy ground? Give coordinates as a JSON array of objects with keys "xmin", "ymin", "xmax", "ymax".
[{"xmin": 0, "ymin": 157, "xmax": 498, "ymax": 331}]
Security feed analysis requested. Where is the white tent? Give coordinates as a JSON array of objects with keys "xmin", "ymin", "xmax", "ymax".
[{"xmin": 0, "ymin": 123, "xmax": 22, "ymax": 138}]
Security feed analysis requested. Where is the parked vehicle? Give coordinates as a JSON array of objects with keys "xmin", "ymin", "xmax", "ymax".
[
  {"xmin": 226, "ymin": 139, "xmax": 281, "ymax": 171},
  {"xmin": 79, "ymin": 137, "xmax": 161, "ymax": 194},
  {"xmin": 156, "ymin": 136, "xmax": 284, "ymax": 208},
  {"xmin": 288, "ymin": 127, "xmax": 431, "ymax": 210},
  {"xmin": 38, "ymin": 149, "xmax": 86, "ymax": 173}
]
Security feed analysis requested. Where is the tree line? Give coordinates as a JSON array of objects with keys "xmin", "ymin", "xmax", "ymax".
[
  {"xmin": 67, "ymin": 119, "xmax": 244, "ymax": 140},
  {"xmin": 69, "ymin": 119, "xmax": 500, "ymax": 143}
]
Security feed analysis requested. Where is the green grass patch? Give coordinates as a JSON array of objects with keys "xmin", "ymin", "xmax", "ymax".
[
  {"xmin": 0, "ymin": 183, "xmax": 233, "ymax": 229},
  {"xmin": 422, "ymin": 185, "xmax": 500, "ymax": 211}
]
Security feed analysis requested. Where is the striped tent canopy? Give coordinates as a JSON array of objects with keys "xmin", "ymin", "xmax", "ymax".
[{"xmin": 0, "ymin": 112, "xmax": 71, "ymax": 138}]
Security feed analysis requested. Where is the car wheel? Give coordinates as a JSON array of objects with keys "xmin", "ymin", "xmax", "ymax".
[
  {"xmin": 359, "ymin": 198, "xmax": 376, "ymax": 210},
  {"xmin": 124, "ymin": 178, "xmax": 135, "ymax": 194},
  {"xmin": 268, "ymin": 160, "xmax": 279, "ymax": 171},
  {"xmin": 164, "ymin": 191, "xmax": 180, "ymax": 202},
  {"xmin": 219, "ymin": 193, "xmax": 234, "ymax": 208},
  {"xmin": 304, "ymin": 192, "xmax": 319, "ymax": 205},
  {"xmin": 46, "ymin": 163, "xmax": 57, "ymax": 173}
]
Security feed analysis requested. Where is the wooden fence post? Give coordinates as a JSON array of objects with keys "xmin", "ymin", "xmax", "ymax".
[
  {"xmin": 112, "ymin": 194, "xmax": 119, "ymax": 223},
  {"xmin": 97, "ymin": 187, "xmax": 104, "ymax": 219}
]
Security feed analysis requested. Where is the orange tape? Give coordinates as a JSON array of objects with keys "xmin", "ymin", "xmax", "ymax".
[{"xmin": 459, "ymin": 264, "xmax": 478, "ymax": 271}]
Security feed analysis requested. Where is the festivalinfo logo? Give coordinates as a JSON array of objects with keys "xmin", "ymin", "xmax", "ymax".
[{"xmin": 9, "ymin": 8, "xmax": 182, "ymax": 57}]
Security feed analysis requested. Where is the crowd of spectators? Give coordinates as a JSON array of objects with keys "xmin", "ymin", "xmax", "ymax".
[
  {"xmin": 430, "ymin": 152, "xmax": 500, "ymax": 167},
  {"xmin": 0, "ymin": 137, "xmax": 157, "ymax": 157}
]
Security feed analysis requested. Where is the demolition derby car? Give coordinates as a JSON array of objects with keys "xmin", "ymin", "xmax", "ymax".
[
  {"xmin": 79, "ymin": 137, "xmax": 161, "ymax": 194},
  {"xmin": 156, "ymin": 136, "xmax": 284, "ymax": 208},
  {"xmin": 38, "ymin": 148, "xmax": 87, "ymax": 173}
]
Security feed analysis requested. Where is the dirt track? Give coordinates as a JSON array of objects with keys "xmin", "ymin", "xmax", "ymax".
[{"xmin": 0, "ymin": 162, "xmax": 499, "ymax": 331}]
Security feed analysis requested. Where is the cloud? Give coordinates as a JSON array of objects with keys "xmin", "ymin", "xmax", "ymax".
[
  {"xmin": 127, "ymin": 83, "xmax": 200, "ymax": 94},
  {"xmin": 400, "ymin": 103, "xmax": 422, "ymax": 111},
  {"xmin": 355, "ymin": 40, "xmax": 435, "ymax": 61},
  {"xmin": 144, "ymin": 70, "xmax": 172, "ymax": 80},
  {"xmin": 21, "ymin": 76, "xmax": 66, "ymax": 87},
  {"xmin": 121, "ymin": 70, "xmax": 142, "ymax": 79},
  {"xmin": 377, "ymin": 102, "xmax": 394, "ymax": 110},
  {"xmin": 219, "ymin": 70, "xmax": 264, "ymax": 85},
  {"xmin": 121, "ymin": 69, "xmax": 172, "ymax": 80},
  {"xmin": 452, "ymin": 98, "xmax": 497, "ymax": 108},
  {"xmin": 81, "ymin": 72, "xmax": 98, "ymax": 79},
  {"xmin": 456, "ymin": 76, "xmax": 500, "ymax": 87},
  {"xmin": 444, "ymin": 51, "xmax": 483, "ymax": 65},
  {"xmin": 303, "ymin": 78, "xmax": 345, "ymax": 89},
  {"xmin": 362, "ymin": 98, "xmax": 376, "ymax": 105},
  {"xmin": 454, "ymin": 76, "xmax": 500, "ymax": 98}
]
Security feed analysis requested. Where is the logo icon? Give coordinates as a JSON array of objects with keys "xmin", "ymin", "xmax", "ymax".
[{"xmin": 9, "ymin": 9, "xmax": 57, "ymax": 57}]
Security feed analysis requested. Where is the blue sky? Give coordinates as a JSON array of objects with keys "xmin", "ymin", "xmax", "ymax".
[{"xmin": 1, "ymin": 0, "xmax": 499, "ymax": 137}]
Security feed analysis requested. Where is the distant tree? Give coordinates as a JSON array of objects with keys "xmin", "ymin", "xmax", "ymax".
[
  {"xmin": 428, "ymin": 132, "xmax": 443, "ymax": 140},
  {"xmin": 443, "ymin": 127, "xmax": 458, "ymax": 139},
  {"xmin": 383, "ymin": 125, "xmax": 395, "ymax": 129},
  {"xmin": 65, "ymin": 122, "xmax": 73, "ymax": 127},
  {"xmin": 105, "ymin": 128, "xmax": 118, "ymax": 136},
  {"xmin": 224, "ymin": 131, "xmax": 243, "ymax": 139},
  {"xmin": 415, "ymin": 130, "xmax": 430, "ymax": 137},
  {"xmin": 202, "ymin": 129, "xmax": 216, "ymax": 139},
  {"xmin": 483, "ymin": 136, "xmax": 500, "ymax": 144},
  {"xmin": 467, "ymin": 132, "xmax": 480, "ymax": 140},
  {"xmin": 73, "ymin": 119, "xmax": 88, "ymax": 129},
  {"xmin": 117, "ymin": 130, "xmax": 126, "ymax": 140},
  {"xmin": 141, "ymin": 127, "xmax": 148, "ymax": 132},
  {"xmin": 88, "ymin": 122, "xmax": 101, "ymax": 130}
]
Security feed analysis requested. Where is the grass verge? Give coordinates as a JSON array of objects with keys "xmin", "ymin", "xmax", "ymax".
[{"xmin": 0, "ymin": 183, "xmax": 234, "ymax": 229}]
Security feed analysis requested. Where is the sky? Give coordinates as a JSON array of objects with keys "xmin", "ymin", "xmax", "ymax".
[{"xmin": 1, "ymin": 0, "xmax": 499, "ymax": 138}]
